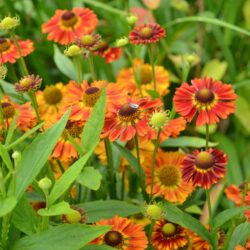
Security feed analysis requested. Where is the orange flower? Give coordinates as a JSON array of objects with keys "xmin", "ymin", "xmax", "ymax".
[
  {"xmin": 51, "ymin": 120, "xmax": 83, "ymax": 162},
  {"xmin": 189, "ymin": 230, "xmax": 210, "ymax": 250},
  {"xmin": 234, "ymin": 236, "xmax": 250, "ymax": 250},
  {"xmin": 129, "ymin": 23, "xmax": 165, "ymax": 45},
  {"xmin": 173, "ymin": 77, "xmax": 237, "ymax": 126},
  {"xmin": 1, "ymin": 96, "xmax": 36, "ymax": 132},
  {"xmin": 144, "ymin": 151, "xmax": 194, "ymax": 204},
  {"xmin": 102, "ymin": 97, "xmax": 161, "ymax": 142},
  {"xmin": 152, "ymin": 219, "xmax": 188, "ymax": 250},
  {"xmin": 0, "ymin": 37, "xmax": 34, "ymax": 64},
  {"xmin": 15, "ymin": 75, "xmax": 42, "ymax": 92},
  {"xmin": 92, "ymin": 215, "xmax": 148, "ymax": 249},
  {"xmin": 42, "ymin": 8, "xmax": 98, "ymax": 45},
  {"xmin": 181, "ymin": 149, "xmax": 227, "ymax": 189},
  {"xmin": 64, "ymin": 80, "xmax": 125, "ymax": 122},
  {"xmin": 36, "ymin": 82, "xmax": 68, "ymax": 127},
  {"xmin": 116, "ymin": 59, "xmax": 170, "ymax": 97}
]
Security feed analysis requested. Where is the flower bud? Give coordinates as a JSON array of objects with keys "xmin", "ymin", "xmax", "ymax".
[
  {"xmin": 0, "ymin": 16, "xmax": 20, "ymax": 30},
  {"xmin": 64, "ymin": 45, "xmax": 82, "ymax": 57},
  {"xmin": 115, "ymin": 37, "xmax": 129, "ymax": 47},
  {"xmin": 38, "ymin": 177, "xmax": 52, "ymax": 191},
  {"xmin": 12, "ymin": 151, "xmax": 21, "ymax": 166},
  {"xmin": 126, "ymin": 14, "xmax": 138, "ymax": 25},
  {"xmin": 145, "ymin": 204, "xmax": 163, "ymax": 220},
  {"xmin": 65, "ymin": 210, "xmax": 82, "ymax": 224},
  {"xmin": 149, "ymin": 110, "xmax": 170, "ymax": 130}
]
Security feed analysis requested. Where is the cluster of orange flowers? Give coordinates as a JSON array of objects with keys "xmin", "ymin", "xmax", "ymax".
[{"xmin": 0, "ymin": 5, "xmax": 249, "ymax": 250}]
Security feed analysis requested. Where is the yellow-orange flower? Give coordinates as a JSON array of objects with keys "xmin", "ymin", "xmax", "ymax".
[
  {"xmin": 117, "ymin": 59, "xmax": 170, "ymax": 97},
  {"xmin": 144, "ymin": 151, "xmax": 194, "ymax": 204}
]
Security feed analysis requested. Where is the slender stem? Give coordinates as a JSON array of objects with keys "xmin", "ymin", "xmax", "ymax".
[
  {"xmin": 147, "ymin": 44, "xmax": 157, "ymax": 92},
  {"xmin": 134, "ymin": 132, "xmax": 142, "ymax": 184},
  {"xmin": 150, "ymin": 130, "xmax": 161, "ymax": 199},
  {"xmin": 121, "ymin": 171, "xmax": 125, "ymax": 200},
  {"xmin": 148, "ymin": 220, "xmax": 155, "ymax": 245},
  {"xmin": 41, "ymin": 191, "xmax": 49, "ymax": 231},
  {"xmin": 124, "ymin": 48, "xmax": 143, "ymax": 97},
  {"xmin": 8, "ymin": 30, "xmax": 29, "ymax": 76},
  {"xmin": 206, "ymin": 189, "xmax": 213, "ymax": 228},
  {"xmin": 205, "ymin": 124, "xmax": 209, "ymax": 150},
  {"xmin": 104, "ymin": 139, "xmax": 116, "ymax": 199},
  {"xmin": 74, "ymin": 55, "xmax": 82, "ymax": 85},
  {"xmin": 1, "ymin": 214, "xmax": 11, "ymax": 249},
  {"xmin": 89, "ymin": 54, "xmax": 96, "ymax": 81},
  {"xmin": 29, "ymin": 91, "xmax": 42, "ymax": 124}
]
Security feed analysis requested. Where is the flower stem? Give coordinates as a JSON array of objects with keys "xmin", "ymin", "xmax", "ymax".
[
  {"xmin": 28, "ymin": 91, "xmax": 42, "ymax": 124},
  {"xmin": 74, "ymin": 55, "xmax": 82, "ymax": 85},
  {"xmin": 1, "ymin": 214, "xmax": 11, "ymax": 249},
  {"xmin": 104, "ymin": 139, "xmax": 117, "ymax": 199},
  {"xmin": 150, "ymin": 129, "xmax": 161, "ymax": 200},
  {"xmin": 205, "ymin": 124, "xmax": 209, "ymax": 150},
  {"xmin": 89, "ymin": 54, "xmax": 96, "ymax": 81},
  {"xmin": 147, "ymin": 44, "xmax": 157, "ymax": 92},
  {"xmin": 8, "ymin": 30, "xmax": 29, "ymax": 76}
]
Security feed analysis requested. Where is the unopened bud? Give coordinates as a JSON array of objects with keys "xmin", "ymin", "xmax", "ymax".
[
  {"xmin": 115, "ymin": 37, "xmax": 129, "ymax": 47},
  {"xmin": 126, "ymin": 14, "xmax": 138, "ymax": 25},
  {"xmin": 0, "ymin": 16, "xmax": 20, "ymax": 30},
  {"xmin": 145, "ymin": 204, "xmax": 163, "ymax": 220},
  {"xmin": 38, "ymin": 177, "xmax": 52, "ymax": 191},
  {"xmin": 64, "ymin": 45, "xmax": 82, "ymax": 57}
]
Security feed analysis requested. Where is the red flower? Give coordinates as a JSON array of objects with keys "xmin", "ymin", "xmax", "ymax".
[
  {"xmin": 102, "ymin": 97, "xmax": 161, "ymax": 142},
  {"xmin": 42, "ymin": 8, "xmax": 98, "ymax": 45},
  {"xmin": 173, "ymin": 77, "xmax": 237, "ymax": 126},
  {"xmin": 181, "ymin": 148, "xmax": 227, "ymax": 189},
  {"xmin": 129, "ymin": 23, "xmax": 165, "ymax": 45},
  {"xmin": 0, "ymin": 37, "xmax": 34, "ymax": 64}
]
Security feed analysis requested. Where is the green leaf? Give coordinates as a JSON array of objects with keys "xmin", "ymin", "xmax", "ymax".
[
  {"xmin": 6, "ymin": 122, "xmax": 44, "ymax": 151},
  {"xmin": 0, "ymin": 196, "xmax": 17, "ymax": 217},
  {"xmin": 243, "ymin": 0, "xmax": 250, "ymax": 29},
  {"xmin": 77, "ymin": 167, "xmax": 102, "ymax": 191},
  {"xmin": 12, "ymin": 110, "xmax": 70, "ymax": 201},
  {"xmin": 79, "ymin": 200, "xmax": 141, "ymax": 223},
  {"xmin": 228, "ymin": 222, "xmax": 250, "ymax": 250},
  {"xmin": 214, "ymin": 206, "xmax": 250, "ymax": 229},
  {"xmin": 184, "ymin": 205, "xmax": 202, "ymax": 215},
  {"xmin": 0, "ymin": 143, "xmax": 13, "ymax": 171},
  {"xmin": 5, "ymin": 110, "xmax": 19, "ymax": 146},
  {"xmin": 163, "ymin": 201, "xmax": 213, "ymax": 245},
  {"xmin": 201, "ymin": 59, "xmax": 228, "ymax": 80},
  {"xmin": 48, "ymin": 151, "xmax": 93, "ymax": 205},
  {"xmin": 113, "ymin": 142, "xmax": 142, "ymax": 177},
  {"xmin": 235, "ymin": 96, "xmax": 250, "ymax": 134},
  {"xmin": 81, "ymin": 88, "xmax": 106, "ymax": 154},
  {"xmin": 11, "ymin": 224, "xmax": 110, "ymax": 250},
  {"xmin": 38, "ymin": 201, "xmax": 75, "ymax": 217},
  {"xmin": 53, "ymin": 45, "xmax": 76, "ymax": 80},
  {"xmin": 81, "ymin": 245, "xmax": 115, "ymax": 250},
  {"xmin": 12, "ymin": 196, "xmax": 38, "ymax": 235},
  {"xmin": 161, "ymin": 136, "xmax": 218, "ymax": 148},
  {"xmin": 212, "ymin": 133, "xmax": 243, "ymax": 184}
]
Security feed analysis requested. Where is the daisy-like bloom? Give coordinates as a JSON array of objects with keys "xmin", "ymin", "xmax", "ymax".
[
  {"xmin": 225, "ymin": 183, "xmax": 250, "ymax": 222},
  {"xmin": 102, "ymin": 97, "xmax": 161, "ymax": 142},
  {"xmin": 92, "ymin": 215, "xmax": 148, "ymax": 249},
  {"xmin": 144, "ymin": 151, "xmax": 194, "ymax": 204},
  {"xmin": 64, "ymin": 80, "xmax": 126, "ymax": 122},
  {"xmin": 1, "ymin": 96, "xmax": 36, "ymax": 131},
  {"xmin": 189, "ymin": 230, "xmax": 210, "ymax": 250},
  {"xmin": 15, "ymin": 75, "xmax": 42, "ymax": 92},
  {"xmin": 36, "ymin": 82, "xmax": 67, "ymax": 127},
  {"xmin": 0, "ymin": 37, "xmax": 34, "ymax": 64},
  {"xmin": 51, "ymin": 120, "xmax": 83, "ymax": 162},
  {"xmin": 129, "ymin": 23, "xmax": 165, "ymax": 45},
  {"xmin": 117, "ymin": 59, "xmax": 170, "ymax": 97},
  {"xmin": 181, "ymin": 148, "xmax": 227, "ymax": 189},
  {"xmin": 152, "ymin": 219, "xmax": 188, "ymax": 250},
  {"xmin": 41, "ymin": 8, "xmax": 98, "ymax": 45},
  {"xmin": 75, "ymin": 33, "xmax": 101, "ymax": 51},
  {"xmin": 93, "ymin": 40, "xmax": 122, "ymax": 63},
  {"xmin": 173, "ymin": 77, "xmax": 237, "ymax": 126}
]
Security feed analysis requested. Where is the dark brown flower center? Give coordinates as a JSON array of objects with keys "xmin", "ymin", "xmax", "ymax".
[
  {"xmin": 62, "ymin": 121, "xmax": 83, "ymax": 140},
  {"xmin": 162, "ymin": 223, "xmax": 177, "ymax": 237},
  {"xmin": 158, "ymin": 165, "xmax": 180, "ymax": 186},
  {"xmin": 195, "ymin": 152, "xmax": 214, "ymax": 170},
  {"xmin": 195, "ymin": 88, "xmax": 215, "ymax": 104},
  {"xmin": 118, "ymin": 103, "xmax": 140, "ymax": 122},
  {"xmin": 83, "ymin": 87, "xmax": 101, "ymax": 107},
  {"xmin": 139, "ymin": 27, "xmax": 153, "ymax": 38},
  {"xmin": 104, "ymin": 231, "xmax": 123, "ymax": 247},
  {"xmin": 43, "ymin": 86, "xmax": 63, "ymax": 105},
  {"xmin": 61, "ymin": 11, "xmax": 78, "ymax": 28},
  {"xmin": 139, "ymin": 65, "xmax": 152, "ymax": 84},
  {"xmin": 1, "ymin": 102, "xmax": 15, "ymax": 119},
  {"xmin": 125, "ymin": 139, "xmax": 135, "ymax": 150},
  {"xmin": 0, "ymin": 38, "xmax": 11, "ymax": 53}
]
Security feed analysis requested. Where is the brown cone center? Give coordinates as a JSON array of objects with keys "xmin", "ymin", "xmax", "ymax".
[
  {"xmin": 62, "ymin": 121, "xmax": 83, "ymax": 140},
  {"xmin": 61, "ymin": 11, "xmax": 78, "ymax": 28},
  {"xmin": 83, "ymin": 87, "xmax": 101, "ymax": 107},
  {"xmin": 139, "ymin": 27, "xmax": 153, "ymax": 38},
  {"xmin": 1, "ymin": 102, "xmax": 15, "ymax": 119},
  {"xmin": 118, "ymin": 103, "xmax": 140, "ymax": 122},
  {"xmin": 158, "ymin": 165, "xmax": 180, "ymax": 186},
  {"xmin": 195, "ymin": 151, "xmax": 214, "ymax": 170},
  {"xmin": 104, "ymin": 231, "xmax": 123, "ymax": 247},
  {"xmin": 43, "ymin": 86, "xmax": 63, "ymax": 105},
  {"xmin": 0, "ymin": 38, "xmax": 11, "ymax": 53},
  {"xmin": 195, "ymin": 88, "xmax": 215, "ymax": 103},
  {"xmin": 139, "ymin": 65, "xmax": 152, "ymax": 84}
]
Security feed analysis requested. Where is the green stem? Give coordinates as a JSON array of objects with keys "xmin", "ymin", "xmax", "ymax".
[
  {"xmin": 104, "ymin": 139, "xmax": 117, "ymax": 199},
  {"xmin": 150, "ymin": 130, "xmax": 161, "ymax": 200},
  {"xmin": 8, "ymin": 30, "xmax": 29, "ymax": 76},
  {"xmin": 89, "ymin": 55, "xmax": 96, "ymax": 81},
  {"xmin": 29, "ymin": 91, "xmax": 42, "ymax": 124},
  {"xmin": 41, "ymin": 191, "xmax": 49, "ymax": 231},
  {"xmin": 74, "ymin": 55, "xmax": 82, "ymax": 85},
  {"xmin": 147, "ymin": 45, "xmax": 157, "ymax": 92},
  {"xmin": 205, "ymin": 124, "xmax": 209, "ymax": 150},
  {"xmin": 1, "ymin": 214, "xmax": 11, "ymax": 249},
  {"xmin": 121, "ymin": 171, "xmax": 125, "ymax": 200},
  {"xmin": 222, "ymin": 220, "xmax": 236, "ymax": 250},
  {"xmin": 148, "ymin": 220, "xmax": 155, "ymax": 245}
]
